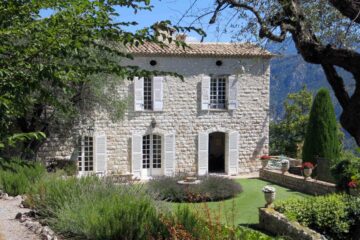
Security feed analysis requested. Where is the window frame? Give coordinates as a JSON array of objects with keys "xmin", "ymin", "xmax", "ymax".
[
  {"xmin": 142, "ymin": 134, "xmax": 162, "ymax": 171},
  {"xmin": 78, "ymin": 136, "xmax": 94, "ymax": 173},
  {"xmin": 210, "ymin": 76, "xmax": 227, "ymax": 110},
  {"xmin": 143, "ymin": 77, "xmax": 153, "ymax": 111}
]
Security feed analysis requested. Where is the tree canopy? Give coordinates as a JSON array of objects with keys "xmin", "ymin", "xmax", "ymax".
[
  {"xmin": 302, "ymin": 88, "xmax": 341, "ymax": 181},
  {"xmin": 270, "ymin": 86, "xmax": 313, "ymax": 158},
  {"xmin": 206, "ymin": 0, "xmax": 360, "ymax": 145},
  {"xmin": 0, "ymin": 0, "xmax": 202, "ymax": 158}
]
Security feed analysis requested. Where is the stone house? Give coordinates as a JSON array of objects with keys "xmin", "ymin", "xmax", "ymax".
[{"xmin": 38, "ymin": 42, "xmax": 272, "ymax": 179}]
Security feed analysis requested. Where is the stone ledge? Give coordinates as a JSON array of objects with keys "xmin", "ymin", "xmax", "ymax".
[
  {"xmin": 259, "ymin": 169, "xmax": 336, "ymax": 195},
  {"xmin": 259, "ymin": 208, "xmax": 326, "ymax": 240}
]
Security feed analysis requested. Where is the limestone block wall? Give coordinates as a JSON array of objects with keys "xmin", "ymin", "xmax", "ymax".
[
  {"xmin": 259, "ymin": 169, "xmax": 336, "ymax": 195},
  {"xmin": 259, "ymin": 208, "xmax": 326, "ymax": 240},
  {"xmin": 38, "ymin": 56, "xmax": 270, "ymax": 175}
]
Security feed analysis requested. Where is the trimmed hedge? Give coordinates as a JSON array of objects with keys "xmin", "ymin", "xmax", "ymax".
[
  {"xmin": 147, "ymin": 175, "xmax": 243, "ymax": 202},
  {"xmin": 275, "ymin": 194, "xmax": 360, "ymax": 239}
]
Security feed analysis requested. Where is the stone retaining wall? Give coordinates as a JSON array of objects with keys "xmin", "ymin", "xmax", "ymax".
[
  {"xmin": 259, "ymin": 208, "xmax": 326, "ymax": 240},
  {"xmin": 259, "ymin": 169, "xmax": 336, "ymax": 195}
]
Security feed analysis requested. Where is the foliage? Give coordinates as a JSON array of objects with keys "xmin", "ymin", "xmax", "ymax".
[
  {"xmin": 302, "ymin": 88, "xmax": 341, "ymax": 181},
  {"xmin": 206, "ymin": 0, "xmax": 360, "ymax": 146},
  {"xmin": 275, "ymin": 194, "xmax": 360, "ymax": 239},
  {"xmin": 270, "ymin": 86, "xmax": 312, "ymax": 158},
  {"xmin": 147, "ymin": 175, "xmax": 242, "ymax": 202},
  {"xmin": 0, "ymin": 0, "xmax": 204, "ymax": 158},
  {"xmin": 0, "ymin": 158, "xmax": 45, "ymax": 196},
  {"xmin": 332, "ymin": 149, "xmax": 360, "ymax": 190},
  {"xmin": 26, "ymin": 175, "xmax": 274, "ymax": 240}
]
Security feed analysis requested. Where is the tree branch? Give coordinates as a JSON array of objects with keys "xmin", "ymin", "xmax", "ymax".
[
  {"xmin": 328, "ymin": 0, "xmax": 360, "ymax": 24},
  {"xmin": 321, "ymin": 63, "xmax": 350, "ymax": 109}
]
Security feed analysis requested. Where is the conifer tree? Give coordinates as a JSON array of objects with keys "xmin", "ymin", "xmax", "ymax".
[{"xmin": 302, "ymin": 88, "xmax": 341, "ymax": 182}]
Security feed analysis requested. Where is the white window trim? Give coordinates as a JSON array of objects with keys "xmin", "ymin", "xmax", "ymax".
[
  {"xmin": 210, "ymin": 76, "xmax": 227, "ymax": 110},
  {"xmin": 142, "ymin": 134, "xmax": 163, "ymax": 176},
  {"xmin": 78, "ymin": 136, "xmax": 94, "ymax": 175}
]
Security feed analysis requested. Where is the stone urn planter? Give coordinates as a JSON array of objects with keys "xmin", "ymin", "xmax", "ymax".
[
  {"xmin": 303, "ymin": 168, "xmax": 312, "ymax": 179},
  {"xmin": 280, "ymin": 159, "xmax": 290, "ymax": 174},
  {"xmin": 262, "ymin": 186, "xmax": 276, "ymax": 208},
  {"xmin": 301, "ymin": 162, "xmax": 314, "ymax": 180},
  {"xmin": 261, "ymin": 160, "xmax": 269, "ymax": 169},
  {"xmin": 260, "ymin": 155, "xmax": 271, "ymax": 169}
]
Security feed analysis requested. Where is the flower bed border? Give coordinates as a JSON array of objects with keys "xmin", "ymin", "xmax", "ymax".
[
  {"xmin": 259, "ymin": 169, "xmax": 336, "ymax": 195},
  {"xmin": 259, "ymin": 208, "xmax": 326, "ymax": 240}
]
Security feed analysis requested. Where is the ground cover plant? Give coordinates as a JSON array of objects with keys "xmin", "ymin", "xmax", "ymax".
[
  {"xmin": 147, "ymin": 175, "xmax": 243, "ymax": 202},
  {"xmin": 275, "ymin": 194, "xmax": 360, "ymax": 239},
  {"xmin": 25, "ymin": 175, "xmax": 279, "ymax": 240},
  {"xmin": 168, "ymin": 178, "xmax": 309, "ymax": 225},
  {"xmin": 0, "ymin": 158, "xmax": 45, "ymax": 196}
]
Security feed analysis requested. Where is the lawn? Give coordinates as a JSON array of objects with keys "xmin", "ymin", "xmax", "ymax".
[{"xmin": 167, "ymin": 178, "xmax": 309, "ymax": 225}]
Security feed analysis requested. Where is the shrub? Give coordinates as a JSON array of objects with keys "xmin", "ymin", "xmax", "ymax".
[
  {"xmin": 275, "ymin": 194, "xmax": 358, "ymax": 239},
  {"xmin": 0, "ymin": 158, "xmax": 45, "ymax": 196},
  {"xmin": 147, "ymin": 175, "xmax": 242, "ymax": 202},
  {"xmin": 332, "ymin": 150, "xmax": 360, "ymax": 190},
  {"xmin": 302, "ymin": 88, "xmax": 341, "ymax": 182},
  {"xmin": 27, "ymin": 175, "xmax": 169, "ymax": 239}
]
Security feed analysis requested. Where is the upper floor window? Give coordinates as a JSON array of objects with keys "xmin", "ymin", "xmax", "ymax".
[
  {"xmin": 143, "ymin": 77, "xmax": 153, "ymax": 110},
  {"xmin": 201, "ymin": 75, "xmax": 238, "ymax": 110},
  {"xmin": 134, "ymin": 76, "xmax": 163, "ymax": 112},
  {"xmin": 210, "ymin": 76, "xmax": 226, "ymax": 109}
]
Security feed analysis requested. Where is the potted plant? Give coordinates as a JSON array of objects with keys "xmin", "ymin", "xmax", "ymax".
[
  {"xmin": 262, "ymin": 185, "xmax": 276, "ymax": 208},
  {"xmin": 301, "ymin": 162, "xmax": 314, "ymax": 179},
  {"xmin": 348, "ymin": 177, "xmax": 359, "ymax": 196},
  {"xmin": 260, "ymin": 155, "xmax": 271, "ymax": 169},
  {"xmin": 280, "ymin": 159, "xmax": 290, "ymax": 174}
]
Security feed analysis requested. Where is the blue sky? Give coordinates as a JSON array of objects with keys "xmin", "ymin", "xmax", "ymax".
[
  {"xmin": 116, "ymin": 0, "xmax": 234, "ymax": 42},
  {"xmin": 40, "ymin": 0, "xmax": 235, "ymax": 42}
]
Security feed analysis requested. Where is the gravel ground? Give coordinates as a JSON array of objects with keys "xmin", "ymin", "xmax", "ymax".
[{"xmin": 0, "ymin": 198, "xmax": 41, "ymax": 240}]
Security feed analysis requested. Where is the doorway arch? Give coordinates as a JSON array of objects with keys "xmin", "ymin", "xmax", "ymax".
[{"xmin": 208, "ymin": 132, "xmax": 225, "ymax": 173}]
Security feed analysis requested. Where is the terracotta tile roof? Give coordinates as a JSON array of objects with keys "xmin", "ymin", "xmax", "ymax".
[{"xmin": 127, "ymin": 42, "xmax": 274, "ymax": 58}]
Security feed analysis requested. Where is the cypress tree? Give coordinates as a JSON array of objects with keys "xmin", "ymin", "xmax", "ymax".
[{"xmin": 302, "ymin": 88, "xmax": 341, "ymax": 182}]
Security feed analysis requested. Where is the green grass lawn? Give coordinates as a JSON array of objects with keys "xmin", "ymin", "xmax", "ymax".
[{"xmin": 167, "ymin": 178, "xmax": 309, "ymax": 226}]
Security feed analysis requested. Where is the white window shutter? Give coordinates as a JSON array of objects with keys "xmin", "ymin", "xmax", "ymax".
[
  {"xmin": 131, "ymin": 134, "xmax": 143, "ymax": 178},
  {"xmin": 164, "ymin": 133, "xmax": 176, "ymax": 176},
  {"xmin": 152, "ymin": 76, "xmax": 163, "ymax": 111},
  {"xmin": 134, "ymin": 77, "xmax": 144, "ymax": 111},
  {"xmin": 227, "ymin": 75, "xmax": 238, "ymax": 110},
  {"xmin": 198, "ymin": 132, "xmax": 208, "ymax": 175},
  {"xmin": 227, "ymin": 131, "xmax": 239, "ymax": 175},
  {"xmin": 95, "ymin": 134, "xmax": 107, "ymax": 173},
  {"xmin": 201, "ymin": 75, "xmax": 211, "ymax": 110}
]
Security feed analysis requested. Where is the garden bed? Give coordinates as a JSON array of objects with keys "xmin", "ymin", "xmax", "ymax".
[{"xmin": 147, "ymin": 175, "xmax": 242, "ymax": 202}]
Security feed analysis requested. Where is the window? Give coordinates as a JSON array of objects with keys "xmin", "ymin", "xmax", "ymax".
[
  {"xmin": 144, "ymin": 77, "xmax": 153, "ymax": 110},
  {"xmin": 134, "ymin": 76, "xmax": 163, "ymax": 111},
  {"xmin": 210, "ymin": 76, "xmax": 226, "ymax": 109},
  {"xmin": 142, "ymin": 134, "xmax": 162, "ymax": 169},
  {"xmin": 78, "ymin": 136, "xmax": 94, "ymax": 172}
]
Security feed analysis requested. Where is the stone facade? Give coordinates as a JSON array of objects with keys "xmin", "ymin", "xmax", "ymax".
[
  {"xmin": 38, "ymin": 53, "xmax": 270, "ymax": 178},
  {"xmin": 260, "ymin": 169, "xmax": 336, "ymax": 195}
]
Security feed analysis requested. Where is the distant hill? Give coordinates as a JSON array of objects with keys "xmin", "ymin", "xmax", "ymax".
[{"xmin": 269, "ymin": 44, "xmax": 356, "ymax": 149}]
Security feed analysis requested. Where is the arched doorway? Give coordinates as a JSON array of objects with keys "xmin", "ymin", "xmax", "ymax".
[{"xmin": 208, "ymin": 132, "xmax": 225, "ymax": 173}]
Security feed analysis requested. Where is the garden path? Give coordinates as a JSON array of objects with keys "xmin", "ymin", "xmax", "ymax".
[{"xmin": 0, "ymin": 198, "xmax": 40, "ymax": 240}]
